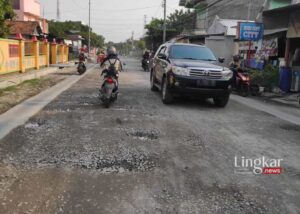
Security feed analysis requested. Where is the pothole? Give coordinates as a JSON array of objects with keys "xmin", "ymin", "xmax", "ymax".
[
  {"xmin": 4, "ymin": 146, "xmax": 158, "ymax": 173},
  {"xmin": 77, "ymin": 154, "xmax": 156, "ymax": 172},
  {"xmin": 126, "ymin": 129, "xmax": 159, "ymax": 141}
]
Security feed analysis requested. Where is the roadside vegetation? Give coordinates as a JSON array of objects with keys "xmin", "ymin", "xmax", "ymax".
[
  {"xmin": 0, "ymin": 76, "xmax": 66, "ymax": 114},
  {"xmin": 0, "ymin": 0, "xmax": 15, "ymax": 37},
  {"xmin": 249, "ymin": 65, "xmax": 280, "ymax": 92},
  {"xmin": 48, "ymin": 20, "xmax": 105, "ymax": 48}
]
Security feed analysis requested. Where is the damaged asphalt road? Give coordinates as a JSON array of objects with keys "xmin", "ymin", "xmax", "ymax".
[{"xmin": 0, "ymin": 57, "xmax": 299, "ymax": 214}]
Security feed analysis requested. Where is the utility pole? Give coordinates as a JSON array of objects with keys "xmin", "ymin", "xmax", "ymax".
[
  {"xmin": 56, "ymin": 0, "xmax": 60, "ymax": 21},
  {"xmin": 255, "ymin": 0, "xmax": 268, "ymax": 22},
  {"xmin": 144, "ymin": 15, "xmax": 147, "ymax": 35},
  {"xmin": 247, "ymin": 0, "xmax": 252, "ymax": 21},
  {"xmin": 163, "ymin": 0, "xmax": 167, "ymax": 43},
  {"xmin": 131, "ymin": 31, "xmax": 134, "ymax": 50},
  {"xmin": 88, "ymin": 0, "xmax": 91, "ymax": 56}
]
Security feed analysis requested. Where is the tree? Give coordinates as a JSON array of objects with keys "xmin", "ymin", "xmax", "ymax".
[
  {"xmin": 144, "ymin": 9, "xmax": 195, "ymax": 50},
  {"xmin": 48, "ymin": 21, "xmax": 105, "ymax": 48},
  {"xmin": 167, "ymin": 9, "xmax": 195, "ymax": 34},
  {"xmin": 144, "ymin": 18, "xmax": 165, "ymax": 51},
  {"xmin": 136, "ymin": 39, "xmax": 146, "ymax": 50},
  {"xmin": 0, "ymin": 0, "xmax": 15, "ymax": 37}
]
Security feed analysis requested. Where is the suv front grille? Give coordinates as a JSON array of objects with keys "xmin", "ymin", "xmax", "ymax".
[{"xmin": 189, "ymin": 69, "xmax": 222, "ymax": 79}]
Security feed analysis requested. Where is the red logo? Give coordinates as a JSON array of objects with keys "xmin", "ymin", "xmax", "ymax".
[{"xmin": 263, "ymin": 167, "xmax": 282, "ymax": 175}]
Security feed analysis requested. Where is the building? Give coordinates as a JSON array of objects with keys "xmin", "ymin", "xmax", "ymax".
[
  {"xmin": 6, "ymin": 20, "xmax": 43, "ymax": 40},
  {"xmin": 262, "ymin": 0, "xmax": 300, "ymax": 91},
  {"xmin": 11, "ymin": 0, "xmax": 48, "ymax": 34},
  {"xmin": 205, "ymin": 17, "xmax": 252, "ymax": 64},
  {"xmin": 179, "ymin": 0, "xmax": 264, "ymax": 35}
]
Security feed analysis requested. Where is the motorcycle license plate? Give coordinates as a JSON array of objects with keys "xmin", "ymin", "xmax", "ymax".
[{"xmin": 197, "ymin": 79, "xmax": 216, "ymax": 87}]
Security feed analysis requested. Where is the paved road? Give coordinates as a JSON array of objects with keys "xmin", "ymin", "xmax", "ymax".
[{"xmin": 0, "ymin": 57, "xmax": 299, "ymax": 214}]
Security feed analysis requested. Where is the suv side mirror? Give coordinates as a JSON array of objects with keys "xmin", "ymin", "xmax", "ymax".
[
  {"xmin": 218, "ymin": 57, "xmax": 225, "ymax": 63},
  {"xmin": 158, "ymin": 53, "xmax": 167, "ymax": 60}
]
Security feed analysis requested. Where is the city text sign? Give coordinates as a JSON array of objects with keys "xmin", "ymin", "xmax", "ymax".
[{"xmin": 238, "ymin": 22, "xmax": 264, "ymax": 41}]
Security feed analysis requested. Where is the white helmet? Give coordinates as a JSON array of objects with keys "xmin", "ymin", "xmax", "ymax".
[{"xmin": 107, "ymin": 46, "xmax": 117, "ymax": 55}]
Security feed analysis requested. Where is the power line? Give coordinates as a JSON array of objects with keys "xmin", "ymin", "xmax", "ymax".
[
  {"xmin": 45, "ymin": 5, "xmax": 160, "ymax": 15},
  {"xmin": 91, "ymin": 5, "xmax": 159, "ymax": 12}
]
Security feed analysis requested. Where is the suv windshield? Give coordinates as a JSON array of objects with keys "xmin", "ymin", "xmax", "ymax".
[{"xmin": 169, "ymin": 45, "xmax": 217, "ymax": 61}]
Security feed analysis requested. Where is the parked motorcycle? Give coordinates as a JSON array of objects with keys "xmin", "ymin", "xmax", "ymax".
[{"xmin": 99, "ymin": 69, "xmax": 118, "ymax": 108}]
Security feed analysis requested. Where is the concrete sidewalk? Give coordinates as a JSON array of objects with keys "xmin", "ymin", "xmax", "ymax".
[
  {"xmin": 251, "ymin": 90, "xmax": 299, "ymax": 107},
  {"xmin": 231, "ymin": 94, "xmax": 300, "ymax": 126},
  {"xmin": 0, "ymin": 62, "xmax": 76, "ymax": 89},
  {"xmin": 0, "ymin": 64, "xmax": 96, "ymax": 139}
]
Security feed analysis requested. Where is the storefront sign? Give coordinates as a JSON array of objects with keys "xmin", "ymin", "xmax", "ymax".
[{"xmin": 238, "ymin": 22, "xmax": 264, "ymax": 41}]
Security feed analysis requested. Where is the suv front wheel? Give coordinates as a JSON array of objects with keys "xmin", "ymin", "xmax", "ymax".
[
  {"xmin": 162, "ymin": 77, "xmax": 173, "ymax": 104},
  {"xmin": 213, "ymin": 94, "xmax": 230, "ymax": 107}
]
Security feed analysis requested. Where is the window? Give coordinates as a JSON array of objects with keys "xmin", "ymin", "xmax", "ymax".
[
  {"xmin": 25, "ymin": 42, "xmax": 34, "ymax": 56},
  {"xmin": 9, "ymin": 44, "xmax": 19, "ymax": 58},
  {"xmin": 11, "ymin": 0, "xmax": 20, "ymax": 10},
  {"xmin": 158, "ymin": 46, "xmax": 166, "ymax": 55},
  {"xmin": 39, "ymin": 43, "xmax": 44, "ymax": 55},
  {"xmin": 169, "ymin": 45, "xmax": 217, "ymax": 61}
]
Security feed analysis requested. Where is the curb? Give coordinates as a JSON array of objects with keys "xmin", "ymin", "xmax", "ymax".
[
  {"xmin": 0, "ymin": 66, "xmax": 72, "ymax": 89},
  {"xmin": 0, "ymin": 64, "xmax": 96, "ymax": 140}
]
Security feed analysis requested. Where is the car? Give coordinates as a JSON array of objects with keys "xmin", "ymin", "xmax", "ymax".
[{"xmin": 150, "ymin": 43, "xmax": 233, "ymax": 107}]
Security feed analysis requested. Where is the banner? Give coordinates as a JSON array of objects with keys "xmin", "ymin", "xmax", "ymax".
[
  {"xmin": 258, "ymin": 38, "xmax": 278, "ymax": 59},
  {"xmin": 238, "ymin": 22, "xmax": 264, "ymax": 41}
]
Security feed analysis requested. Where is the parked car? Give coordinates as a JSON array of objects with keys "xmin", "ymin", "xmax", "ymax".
[{"xmin": 150, "ymin": 43, "xmax": 233, "ymax": 107}]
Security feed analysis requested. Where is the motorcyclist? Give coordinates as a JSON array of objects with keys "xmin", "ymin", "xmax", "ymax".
[
  {"xmin": 142, "ymin": 50, "xmax": 150, "ymax": 68},
  {"xmin": 229, "ymin": 55, "xmax": 243, "ymax": 87},
  {"xmin": 101, "ymin": 46, "xmax": 122, "ymax": 75},
  {"xmin": 100, "ymin": 46, "xmax": 122, "ymax": 91},
  {"xmin": 78, "ymin": 51, "xmax": 87, "ymax": 69}
]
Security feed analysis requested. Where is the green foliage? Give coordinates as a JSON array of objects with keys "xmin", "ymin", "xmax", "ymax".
[
  {"xmin": 48, "ymin": 21, "xmax": 105, "ymax": 48},
  {"xmin": 0, "ymin": 0, "xmax": 15, "ymax": 37},
  {"xmin": 136, "ymin": 39, "xmax": 146, "ymax": 50},
  {"xmin": 167, "ymin": 9, "xmax": 195, "ymax": 34},
  {"xmin": 144, "ymin": 9, "xmax": 195, "ymax": 50},
  {"xmin": 249, "ymin": 65, "xmax": 280, "ymax": 90},
  {"xmin": 263, "ymin": 64, "xmax": 280, "ymax": 90},
  {"xmin": 249, "ymin": 69, "xmax": 264, "ymax": 85}
]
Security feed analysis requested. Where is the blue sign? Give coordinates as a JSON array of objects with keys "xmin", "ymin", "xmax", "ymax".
[{"xmin": 239, "ymin": 22, "xmax": 264, "ymax": 41}]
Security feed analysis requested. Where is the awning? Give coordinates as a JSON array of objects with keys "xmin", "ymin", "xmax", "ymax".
[{"xmin": 264, "ymin": 28, "xmax": 288, "ymax": 36}]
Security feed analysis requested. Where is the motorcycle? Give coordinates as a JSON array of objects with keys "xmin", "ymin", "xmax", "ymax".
[
  {"xmin": 77, "ymin": 53, "xmax": 87, "ymax": 75},
  {"xmin": 141, "ymin": 58, "xmax": 150, "ymax": 72},
  {"xmin": 77, "ymin": 61, "xmax": 87, "ymax": 75},
  {"xmin": 99, "ymin": 69, "xmax": 118, "ymax": 108},
  {"xmin": 232, "ymin": 67, "xmax": 251, "ymax": 97}
]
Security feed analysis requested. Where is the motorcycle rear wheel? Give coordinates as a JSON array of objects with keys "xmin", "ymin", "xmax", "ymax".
[{"xmin": 103, "ymin": 99, "xmax": 110, "ymax": 108}]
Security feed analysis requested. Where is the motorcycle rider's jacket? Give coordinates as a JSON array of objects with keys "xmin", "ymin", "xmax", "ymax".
[{"xmin": 101, "ymin": 54, "xmax": 122, "ymax": 74}]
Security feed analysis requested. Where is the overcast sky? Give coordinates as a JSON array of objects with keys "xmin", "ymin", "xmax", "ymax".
[{"xmin": 40, "ymin": 0, "xmax": 183, "ymax": 42}]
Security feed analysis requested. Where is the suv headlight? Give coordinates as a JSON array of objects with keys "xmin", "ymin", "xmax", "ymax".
[
  {"xmin": 221, "ymin": 68, "xmax": 233, "ymax": 80},
  {"xmin": 172, "ymin": 66, "xmax": 189, "ymax": 76}
]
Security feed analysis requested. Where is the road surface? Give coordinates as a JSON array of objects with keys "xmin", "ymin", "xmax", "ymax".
[{"xmin": 0, "ymin": 57, "xmax": 299, "ymax": 214}]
